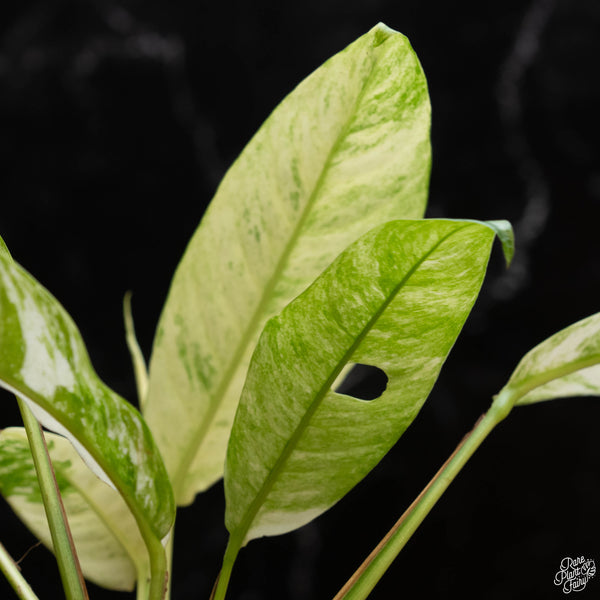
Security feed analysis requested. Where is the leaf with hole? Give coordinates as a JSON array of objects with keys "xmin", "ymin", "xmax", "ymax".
[
  {"xmin": 224, "ymin": 218, "xmax": 512, "ymax": 547},
  {"xmin": 498, "ymin": 311, "xmax": 600, "ymax": 406},
  {"xmin": 145, "ymin": 23, "xmax": 433, "ymax": 505},
  {"xmin": 0, "ymin": 428, "xmax": 148, "ymax": 591}
]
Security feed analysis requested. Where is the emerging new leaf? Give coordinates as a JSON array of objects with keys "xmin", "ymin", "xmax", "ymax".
[
  {"xmin": 0, "ymin": 428, "xmax": 148, "ymax": 591},
  {"xmin": 498, "ymin": 312, "xmax": 600, "ymax": 406},
  {"xmin": 225, "ymin": 219, "xmax": 511, "ymax": 545},
  {"xmin": 146, "ymin": 23, "xmax": 432, "ymax": 504}
]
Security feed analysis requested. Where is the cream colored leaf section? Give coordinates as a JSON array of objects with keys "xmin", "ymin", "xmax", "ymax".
[
  {"xmin": 0, "ymin": 428, "xmax": 148, "ymax": 592},
  {"xmin": 501, "ymin": 312, "xmax": 600, "ymax": 405},
  {"xmin": 146, "ymin": 23, "xmax": 432, "ymax": 504}
]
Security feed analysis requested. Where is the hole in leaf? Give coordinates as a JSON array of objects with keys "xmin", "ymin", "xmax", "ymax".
[{"xmin": 334, "ymin": 364, "xmax": 388, "ymax": 401}]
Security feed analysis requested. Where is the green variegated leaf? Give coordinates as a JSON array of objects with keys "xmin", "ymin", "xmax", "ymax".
[
  {"xmin": 0, "ymin": 428, "xmax": 148, "ymax": 591},
  {"xmin": 498, "ymin": 312, "xmax": 600, "ymax": 406},
  {"xmin": 0, "ymin": 251, "xmax": 174, "ymax": 593},
  {"xmin": 224, "ymin": 219, "xmax": 512, "ymax": 546},
  {"xmin": 146, "ymin": 23, "xmax": 432, "ymax": 504}
]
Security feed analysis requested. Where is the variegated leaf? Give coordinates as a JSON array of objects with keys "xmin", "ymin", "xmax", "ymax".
[
  {"xmin": 146, "ymin": 23, "xmax": 432, "ymax": 504},
  {"xmin": 498, "ymin": 312, "xmax": 600, "ymax": 406},
  {"xmin": 0, "ymin": 428, "xmax": 148, "ymax": 591},
  {"xmin": 225, "ymin": 219, "xmax": 512, "ymax": 544},
  {"xmin": 0, "ymin": 250, "xmax": 175, "ymax": 586}
]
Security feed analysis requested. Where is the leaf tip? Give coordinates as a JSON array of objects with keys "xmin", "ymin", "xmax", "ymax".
[
  {"xmin": 0, "ymin": 235, "xmax": 12, "ymax": 261},
  {"xmin": 371, "ymin": 22, "xmax": 401, "ymax": 46},
  {"xmin": 485, "ymin": 220, "xmax": 515, "ymax": 268}
]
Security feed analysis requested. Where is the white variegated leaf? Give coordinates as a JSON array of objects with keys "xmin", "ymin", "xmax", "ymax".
[
  {"xmin": 0, "ymin": 428, "xmax": 148, "ymax": 591},
  {"xmin": 499, "ymin": 312, "xmax": 600, "ymax": 406},
  {"xmin": 0, "ymin": 248, "xmax": 174, "ymax": 597},
  {"xmin": 146, "ymin": 23, "xmax": 433, "ymax": 504}
]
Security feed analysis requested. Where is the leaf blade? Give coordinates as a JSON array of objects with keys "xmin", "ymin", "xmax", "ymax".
[
  {"xmin": 0, "ymin": 253, "xmax": 174, "ymax": 554},
  {"xmin": 146, "ymin": 23, "xmax": 432, "ymax": 504},
  {"xmin": 224, "ymin": 219, "xmax": 506, "ymax": 543},
  {"xmin": 500, "ymin": 312, "xmax": 600, "ymax": 405},
  {"xmin": 0, "ymin": 428, "xmax": 148, "ymax": 591}
]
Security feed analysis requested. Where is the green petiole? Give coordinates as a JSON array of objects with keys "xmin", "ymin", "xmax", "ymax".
[
  {"xmin": 17, "ymin": 398, "xmax": 88, "ymax": 600},
  {"xmin": 334, "ymin": 390, "xmax": 516, "ymax": 600}
]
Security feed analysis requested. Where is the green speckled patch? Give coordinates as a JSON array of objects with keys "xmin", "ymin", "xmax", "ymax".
[
  {"xmin": 225, "ymin": 219, "xmax": 510, "ymax": 543},
  {"xmin": 0, "ymin": 438, "xmax": 73, "ymax": 502}
]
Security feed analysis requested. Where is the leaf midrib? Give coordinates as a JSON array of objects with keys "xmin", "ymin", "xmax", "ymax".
[
  {"xmin": 232, "ymin": 223, "xmax": 472, "ymax": 545},
  {"xmin": 65, "ymin": 470, "xmax": 146, "ymax": 579},
  {"xmin": 510, "ymin": 353, "xmax": 600, "ymax": 405},
  {"xmin": 171, "ymin": 40, "xmax": 389, "ymax": 500}
]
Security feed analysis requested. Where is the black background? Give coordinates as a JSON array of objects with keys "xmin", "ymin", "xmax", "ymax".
[{"xmin": 1, "ymin": 1, "xmax": 600, "ymax": 598}]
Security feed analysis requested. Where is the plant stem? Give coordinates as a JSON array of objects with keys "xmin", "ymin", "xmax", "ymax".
[
  {"xmin": 0, "ymin": 541, "xmax": 40, "ymax": 600},
  {"xmin": 210, "ymin": 536, "xmax": 242, "ymax": 600},
  {"xmin": 17, "ymin": 398, "xmax": 89, "ymax": 600},
  {"xmin": 163, "ymin": 524, "xmax": 175, "ymax": 600},
  {"xmin": 135, "ymin": 564, "xmax": 151, "ymax": 600},
  {"xmin": 333, "ymin": 390, "xmax": 515, "ymax": 600},
  {"xmin": 141, "ymin": 532, "xmax": 168, "ymax": 600}
]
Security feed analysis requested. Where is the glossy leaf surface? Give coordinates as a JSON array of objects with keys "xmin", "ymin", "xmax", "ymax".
[
  {"xmin": 500, "ymin": 312, "xmax": 600, "ymax": 405},
  {"xmin": 225, "ymin": 219, "xmax": 511, "ymax": 544},
  {"xmin": 146, "ymin": 23, "xmax": 432, "ymax": 504},
  {"xmin": 0, "ymin": 252, "xmax": 174, "ymax": 544},
  {"xmin": 0, "ymin": 428, "xmax": 147, "ymax": 591}
]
